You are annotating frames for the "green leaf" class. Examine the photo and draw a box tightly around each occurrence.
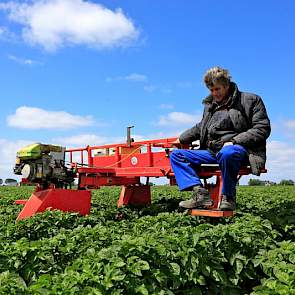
[196,275,206,286]
[128,260,149,276]
[135,284,149,295]
[230,277,239,286]
[137,260,150,271]
[230,252,246,266]
[202,265,210,276]
[273,268,289,284]
[212,269,227,284]
[192,233,200,246]
[242,236,252,244]
[235,259,244,275]
[156,244,166,256]
[289,253,295,264]
[86,248,96,256]
[152,269,167,284]
[112,258,126,268]
[111,272,126,282]
[170,262,180,276]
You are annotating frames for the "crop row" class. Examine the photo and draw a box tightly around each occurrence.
[0,185,294,294]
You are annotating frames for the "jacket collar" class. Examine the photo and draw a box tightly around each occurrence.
[202,82,239,108]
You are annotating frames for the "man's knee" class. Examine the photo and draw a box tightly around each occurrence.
[170,149,185,162]
[217,146,238,162]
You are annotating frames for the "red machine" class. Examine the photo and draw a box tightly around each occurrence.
[14,128,266,220]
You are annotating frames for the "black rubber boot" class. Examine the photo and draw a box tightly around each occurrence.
[179,186,213,209]
[219,195,236,211]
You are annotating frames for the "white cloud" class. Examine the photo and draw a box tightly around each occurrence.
[156,112,201,126]
[144,85,157,92]
[55,132,179,150]
[7,106,94,130]
[144,85,173,94]
[271,119,295,140]
[159,104,174,110]
[0,25,16,41]
[0,26,5,36]
[54,134,108,147]
[283,120,295,139]
[146,131,181,139]
[0,138,34,179]
[106,73,147,83]
[8,54,42,66]
[266,141,295,179]
[241,140,295,184]
[285,120,295,129]
[54,133,126,164]
[125,73,147,82]
[0,0,139,52]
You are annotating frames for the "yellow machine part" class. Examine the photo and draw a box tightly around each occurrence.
[17,143,63,160]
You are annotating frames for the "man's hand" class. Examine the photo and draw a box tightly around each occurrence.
[171,138,182,148]
[223,141,234,147]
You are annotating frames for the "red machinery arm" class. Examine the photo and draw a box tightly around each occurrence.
[66,137,266,217]
[66,137,180,186]
[15,136,266,220]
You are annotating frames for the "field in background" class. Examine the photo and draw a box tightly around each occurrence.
[0,185,294,294]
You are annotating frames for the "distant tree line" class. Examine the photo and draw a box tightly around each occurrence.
[248,179,294,186]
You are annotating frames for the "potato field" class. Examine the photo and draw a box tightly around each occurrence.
[0,185,294,294]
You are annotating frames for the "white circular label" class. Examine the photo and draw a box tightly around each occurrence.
[21,164,31,179]
[131,156,138,166]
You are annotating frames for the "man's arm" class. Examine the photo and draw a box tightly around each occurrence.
[232,96,271,148]
[179,123,201,144]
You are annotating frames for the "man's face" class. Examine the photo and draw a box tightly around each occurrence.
[208,83,229,103]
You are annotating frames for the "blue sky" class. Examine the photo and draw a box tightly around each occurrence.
[0,0,295,183]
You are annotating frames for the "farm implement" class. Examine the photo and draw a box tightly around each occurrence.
[13,128,266,220]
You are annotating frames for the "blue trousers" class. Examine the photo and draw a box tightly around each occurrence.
[169,145,248,197]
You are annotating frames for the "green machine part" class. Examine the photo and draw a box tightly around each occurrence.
[17,143,63,160]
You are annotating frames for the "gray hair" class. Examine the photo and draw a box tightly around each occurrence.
[203,66,231,88]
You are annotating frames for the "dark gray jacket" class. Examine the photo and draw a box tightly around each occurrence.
[179,82,271,175]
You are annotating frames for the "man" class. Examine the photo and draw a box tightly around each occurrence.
[170,66,271,210]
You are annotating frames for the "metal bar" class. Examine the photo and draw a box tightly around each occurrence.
[190,209,235,217]
[147,143,152,166]
[67,137,178,152]
[127,126,134,147]
[115,147,121,167]
[87,146,93,167]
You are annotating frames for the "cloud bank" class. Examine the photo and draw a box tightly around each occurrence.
[106,73,147,83]
[7,106,94,130]
[0,138,34,179]
[156,112,200,126]
[54,134,108,147]
[8,54,42,66]
[0,0,139,51]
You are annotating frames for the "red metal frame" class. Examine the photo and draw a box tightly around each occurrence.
[70,138,180,194]
[15,137,267,219]
[65,137,266,218]
[15,187,91,221]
